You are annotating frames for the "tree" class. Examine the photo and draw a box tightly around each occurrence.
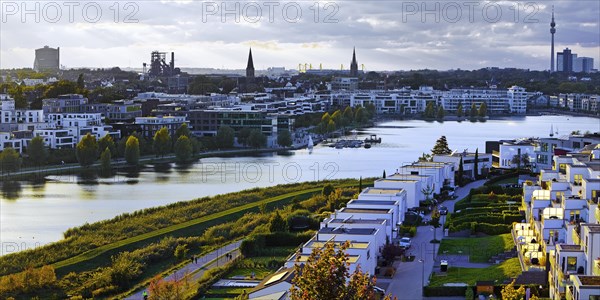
[474,148,479,179]
[289,241,392,300]
[382,170,386,178]
[430,207,441,243]
[457,156,464,186]
[470,103,478,118]
[109,252,143,289]
[456,103,463,118]
[277,130,292,148]
[98,134,116,158]
[431,136,452,155]
[423,102,435,118]
[358,176,362,193]
[501,279,525,300]
[76,133,98,167]
[237,128,252,146]
[174,135,193,163]
[153,127,171,157]
[322,184,334,196]
[125,135,140,165]
[512,153,530,170]
[248,129,267,148]
[0,147,21,172]
[478,102,487,117]
[326,120,336,133]
[27,136,47,166]
[269,211,287,232]
[100,147,112,175]
[216,125,235,149]
[148,275,187,300]
[342,106,354,125]
[76,73,85,90]
[174,244,189,261]
[174,123,191,140]
[436,106,445,120]
[188,75,218,95]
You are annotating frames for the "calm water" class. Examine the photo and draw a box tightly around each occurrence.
[1,115,599,254]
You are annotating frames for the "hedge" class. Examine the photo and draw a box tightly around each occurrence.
[449,222,511,235]
[240,231,314,257]
[423,286,467,297]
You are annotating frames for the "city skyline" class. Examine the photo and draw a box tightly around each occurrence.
[1,0,599,71]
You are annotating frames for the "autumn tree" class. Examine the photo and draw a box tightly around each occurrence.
[470,103,478,118]
[100,147,112,175]
[125,135,140,165]
[153,127,171,157]
[478,102,488,117]
[0,147,21,172]
[76,133,98,167]
[290,241,394,300]
[456,103,464,118]
[501,279,525,300]
[148,275,187,300]
[174,135,193,163]
[27,136,47,166]
[174,122,191,140]
[431,136,452,155]
[98,134,116,157]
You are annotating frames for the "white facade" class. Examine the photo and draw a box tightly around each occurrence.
[433,152,492,179]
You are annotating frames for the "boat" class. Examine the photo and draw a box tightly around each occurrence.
[364,134,382,143]
[550,124,554,137]
[364,143,372,149]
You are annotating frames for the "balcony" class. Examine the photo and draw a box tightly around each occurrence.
[492,150,500,157]
[594,259,600,276]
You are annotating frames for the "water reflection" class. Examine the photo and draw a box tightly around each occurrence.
[1,181,22,200]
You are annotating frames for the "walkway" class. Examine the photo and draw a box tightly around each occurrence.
[125,241,242,300]
[385,180,487,300]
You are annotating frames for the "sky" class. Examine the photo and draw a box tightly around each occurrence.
[1,0,599,71]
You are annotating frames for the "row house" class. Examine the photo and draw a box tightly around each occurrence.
[513,146,600,300]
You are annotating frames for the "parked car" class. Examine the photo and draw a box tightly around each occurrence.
[438,206,448,215]
[399,237,412,249]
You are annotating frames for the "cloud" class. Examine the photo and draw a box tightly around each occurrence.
[0,0,598,70]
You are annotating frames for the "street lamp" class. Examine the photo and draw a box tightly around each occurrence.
[419,259,425,296]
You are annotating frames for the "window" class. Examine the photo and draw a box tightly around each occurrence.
[574,174,583,186]
[566,257,577,272]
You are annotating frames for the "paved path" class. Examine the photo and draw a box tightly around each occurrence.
[385,180,487,300]
[125,241,242,300]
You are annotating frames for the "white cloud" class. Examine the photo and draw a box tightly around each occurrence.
[0,0,598,70]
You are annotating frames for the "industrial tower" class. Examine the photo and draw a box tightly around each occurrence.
[550,6,556,72]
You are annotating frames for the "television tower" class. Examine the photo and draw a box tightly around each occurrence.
[550,6,556,72]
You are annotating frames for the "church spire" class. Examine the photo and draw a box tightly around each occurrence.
[246,48,255,78]
[350,47,358,77]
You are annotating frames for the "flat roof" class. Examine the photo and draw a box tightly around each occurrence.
[329,218,386,224]
[319,227,377,235]
[340,207,391,214]
[558,244,582,251]
[583,224,600,233]
[363,188,403,194]
[349,200,397,206]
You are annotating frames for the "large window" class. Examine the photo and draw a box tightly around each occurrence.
[574,174,583,186]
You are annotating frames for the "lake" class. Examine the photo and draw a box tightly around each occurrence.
[1,115,598,254]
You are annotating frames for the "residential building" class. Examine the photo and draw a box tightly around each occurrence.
[486,139,536,169]
[433,151,493,179]
[135,116,187,139]
[42,94,88,114]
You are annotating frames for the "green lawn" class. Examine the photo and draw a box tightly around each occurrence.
[429,257,522,286]
[438,234,514,263]
[52,187,331,273]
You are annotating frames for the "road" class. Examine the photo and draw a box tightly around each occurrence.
[125,240,242,300]
[385,180,487,300]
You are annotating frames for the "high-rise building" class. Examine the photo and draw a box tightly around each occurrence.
[350,48,358,77]
[557,48,573,73]
[574,57,594,73]
[246,48,255,78]
[33,46,60,71]
[550,6,556,72]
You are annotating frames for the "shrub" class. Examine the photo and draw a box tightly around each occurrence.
[399,225,417,237]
